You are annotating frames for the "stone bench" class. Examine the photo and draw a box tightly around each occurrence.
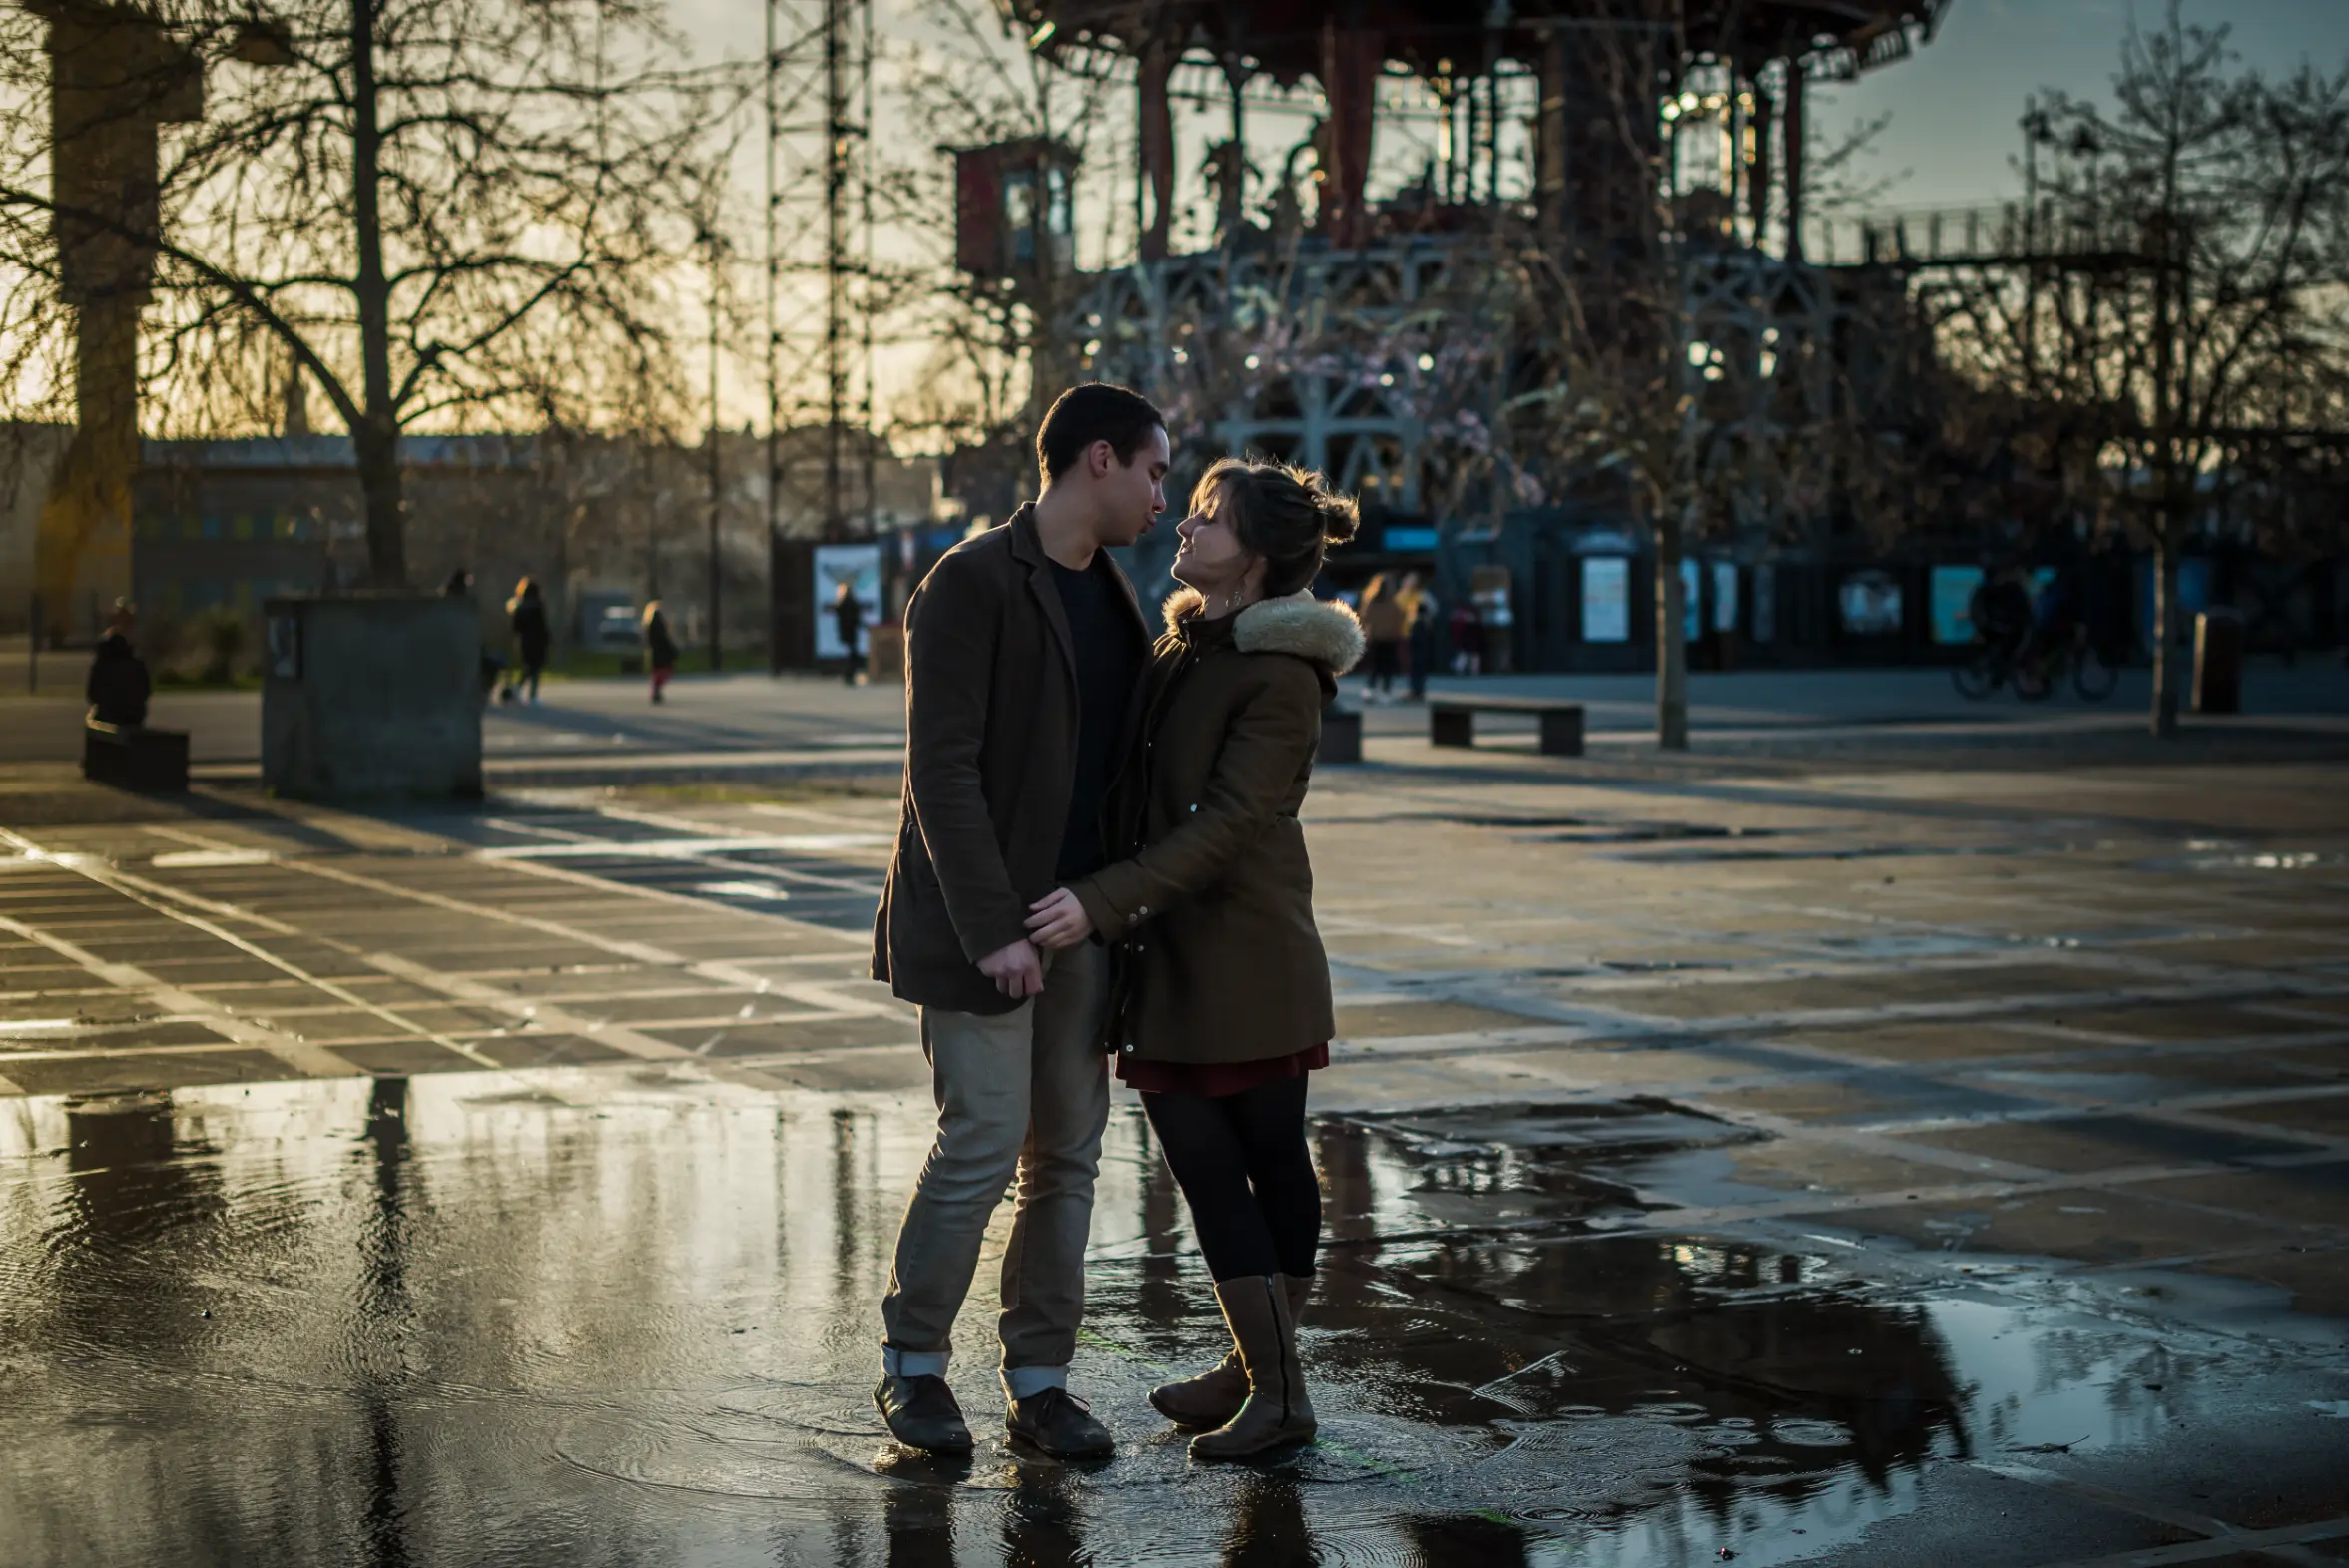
[1429,696,1585,757]
[83,718,191,791]
[1318,704,1363,766]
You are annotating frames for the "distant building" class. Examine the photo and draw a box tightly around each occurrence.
[82,428,937,664]
[0,422,74,634]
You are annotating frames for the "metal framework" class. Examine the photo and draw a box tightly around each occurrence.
[1082,239,1474,509]
[1042,1,1952,553]
[765,0,875,664]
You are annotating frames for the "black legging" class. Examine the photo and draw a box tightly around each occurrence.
[1140,1077,1321,1283]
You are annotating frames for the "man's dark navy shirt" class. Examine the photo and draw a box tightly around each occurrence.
[1050,557,1141,881]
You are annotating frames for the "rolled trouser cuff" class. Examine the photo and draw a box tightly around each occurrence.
[1000,1363,1068,1401]
[883,1345,950,1379]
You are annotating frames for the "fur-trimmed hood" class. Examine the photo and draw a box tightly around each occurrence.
[1161,588,1366,673]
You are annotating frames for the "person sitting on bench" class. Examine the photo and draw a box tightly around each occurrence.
[87,601,152,728]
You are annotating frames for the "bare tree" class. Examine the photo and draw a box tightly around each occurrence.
[0,0,730,588]
[875,0,1116,457]
[1931,5,2349,733]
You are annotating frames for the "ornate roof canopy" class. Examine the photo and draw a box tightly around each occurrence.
[1011,0,1952,82]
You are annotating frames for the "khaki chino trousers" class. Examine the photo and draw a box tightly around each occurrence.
[880,941,1109,1397]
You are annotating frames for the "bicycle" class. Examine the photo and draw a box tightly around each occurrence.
[1951,638,2023,700]
[2013,626,2120,702]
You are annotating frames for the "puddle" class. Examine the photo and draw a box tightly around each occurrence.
[0,1076,2338,1567]
[1609,842,2037,865]
[694,880,796,901]
[1546,824,1785,845]
[1411,815,1786,846]
[148,848,277,869]
[2140,850,2349,874]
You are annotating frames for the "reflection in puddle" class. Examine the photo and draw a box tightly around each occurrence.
[0,1074,2324,1566]
[2146,849,2348,874]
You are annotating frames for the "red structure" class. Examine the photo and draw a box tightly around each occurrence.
[1013,1,1949,261]
[953,138,1080,280]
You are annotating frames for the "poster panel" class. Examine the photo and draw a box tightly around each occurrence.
[1931,565,1985,644]
[1838,570,1904,636]
[1712,561,1739,632]
[814,543,882,661]
[1681,557,1702,642]
[1581,556,1629,643]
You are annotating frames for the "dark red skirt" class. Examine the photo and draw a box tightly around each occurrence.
[1115,1041,1329,1097]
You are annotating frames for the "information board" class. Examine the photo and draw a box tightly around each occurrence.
[814,543,882,661]
[1581,556,1629,643]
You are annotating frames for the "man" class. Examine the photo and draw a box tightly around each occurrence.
[872,383,1166,1458]
[834,579,867,685]
[1970,561,2034,670]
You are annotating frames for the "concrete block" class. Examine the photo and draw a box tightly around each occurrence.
[262,596,482,800]
[83,720,189,791]
[1319,705,1362,765]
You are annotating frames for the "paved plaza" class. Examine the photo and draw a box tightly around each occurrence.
[3,660,2344,778]
[2,690,2348,1566]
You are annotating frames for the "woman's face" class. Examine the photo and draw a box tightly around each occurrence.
[1171,480,1258,598]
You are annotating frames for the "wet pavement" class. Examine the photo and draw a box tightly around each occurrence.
[4,661,2345,776]
[3,738,2349,1566]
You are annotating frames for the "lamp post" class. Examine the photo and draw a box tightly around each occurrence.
[704,220,723,673]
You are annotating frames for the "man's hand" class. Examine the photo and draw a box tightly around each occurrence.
[1024,887,1094,950]
[976,937,1045,999]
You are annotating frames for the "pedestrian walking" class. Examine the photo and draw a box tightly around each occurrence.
[1448,597,1484,675]
[1359,573,1406,702]
[504,577,549,703]
[445,569,504,704]
[86,600,150,727]
[1406,586,1438,702]
[1026,457,1363,1461]
[834,579,867,685]
[870,382,1168,1460]
[642,600,678,703]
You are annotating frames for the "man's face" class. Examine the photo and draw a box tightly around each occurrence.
[1094,425,1170,548]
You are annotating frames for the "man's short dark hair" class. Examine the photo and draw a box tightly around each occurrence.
[1036,383,1166,480]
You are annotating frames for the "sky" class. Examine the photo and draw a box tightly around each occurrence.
[1805,0,2349,209]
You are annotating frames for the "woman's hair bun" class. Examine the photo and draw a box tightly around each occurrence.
[1312,484,1360,548]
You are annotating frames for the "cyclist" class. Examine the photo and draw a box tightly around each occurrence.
[1969,563,2034,671]
[2023,565,2081,668]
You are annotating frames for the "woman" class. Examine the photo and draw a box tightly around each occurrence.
[1447,595,1483,675]
[86,601,150,727]
[642,600,679,704]
[1359,573,1407,702]
[506,577,550,703]
[1025,458,1363,1461]
[1406,585,1439,702]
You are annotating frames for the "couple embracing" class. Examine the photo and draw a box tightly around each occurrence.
[870,383,1364,1463]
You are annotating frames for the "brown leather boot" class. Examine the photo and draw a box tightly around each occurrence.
[1150,1275,1311,1429]
[1188,1275,1316,1460]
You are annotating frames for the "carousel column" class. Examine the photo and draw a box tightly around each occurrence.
[1138,38,1176,261]
[1782,61,1807,262]
[1317,15,1380,247]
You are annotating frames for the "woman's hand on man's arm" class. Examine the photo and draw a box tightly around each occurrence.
[1025,887,1094,949]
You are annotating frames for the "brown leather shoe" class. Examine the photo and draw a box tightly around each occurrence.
[1189,1275,1316,1460]
[1150,1274,1311,1429]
